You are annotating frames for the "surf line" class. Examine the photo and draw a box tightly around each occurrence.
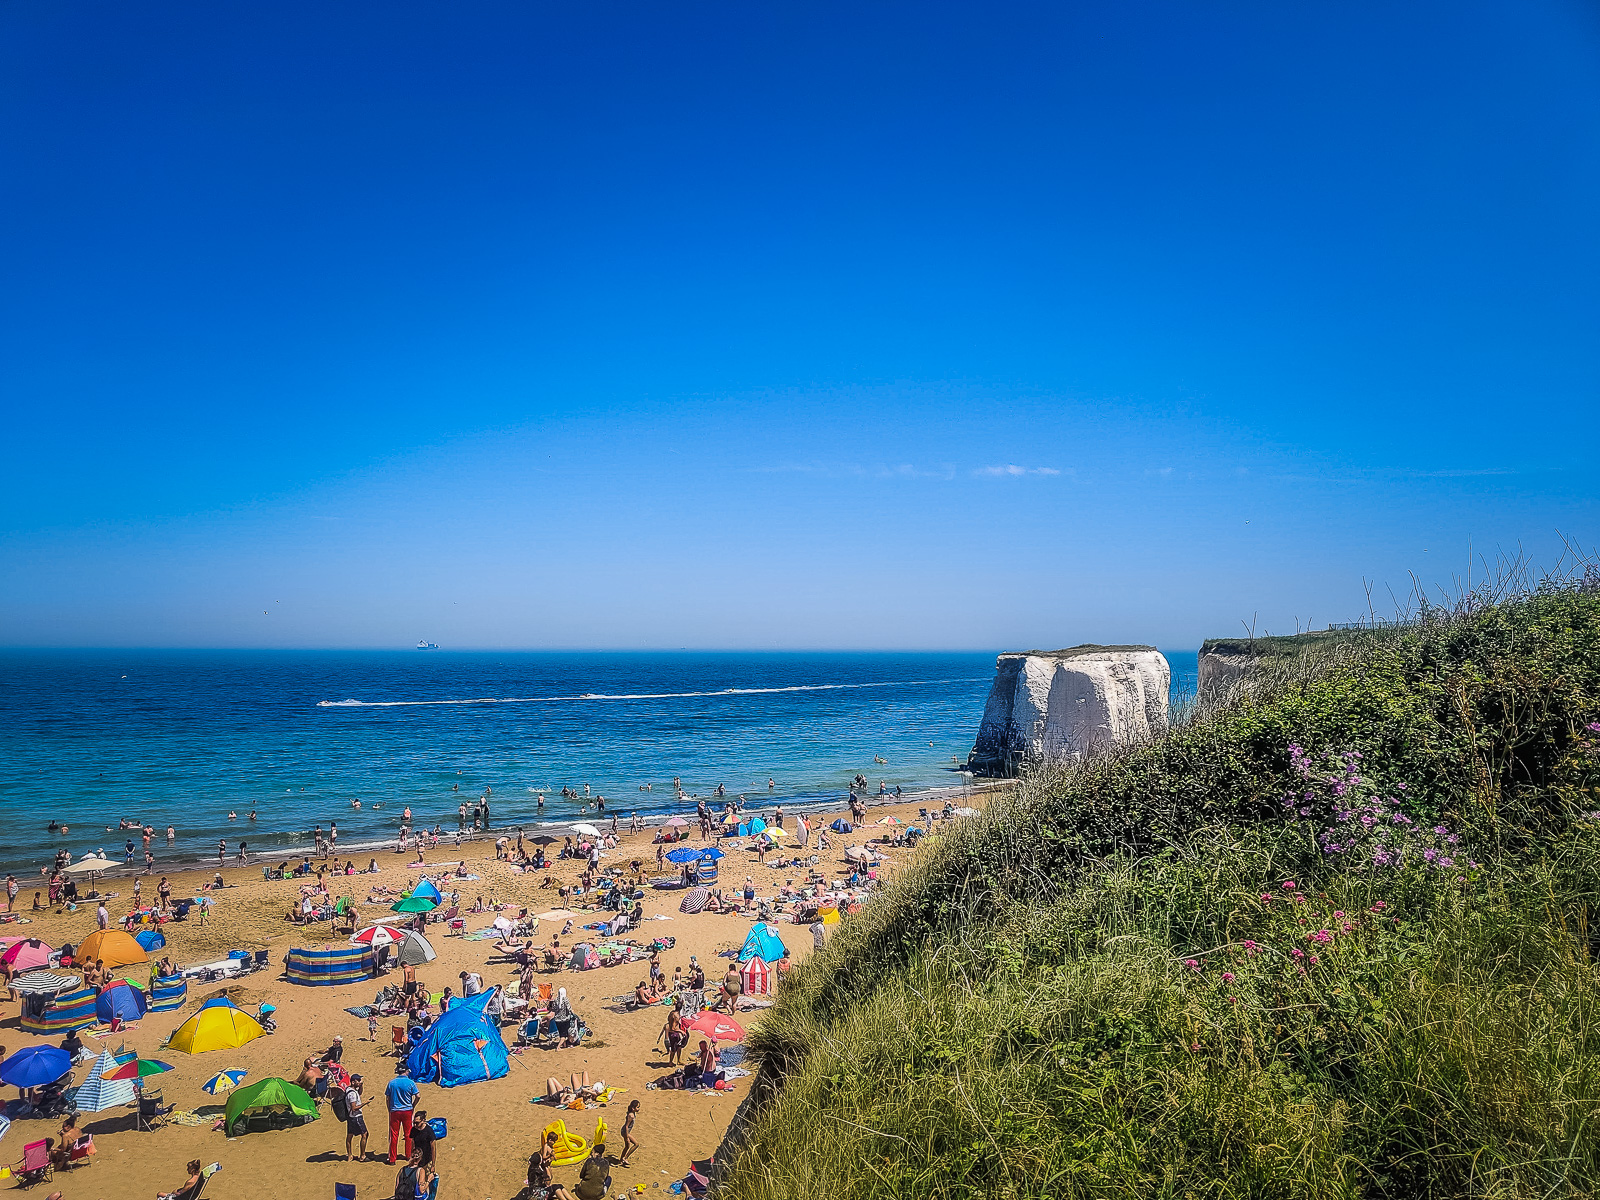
[318,678,988,709]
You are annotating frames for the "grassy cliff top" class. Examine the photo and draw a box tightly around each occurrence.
[1003,643,1159,659]
[724,583,1600,1200]
[1200,627,1384,657]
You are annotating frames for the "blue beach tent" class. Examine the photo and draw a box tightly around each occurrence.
[830,819,853,833]
[412,878,443,904]
[135,929,167,952]
[405,988,509,1087]
[96,980,149,1024]
[739,923,787,963]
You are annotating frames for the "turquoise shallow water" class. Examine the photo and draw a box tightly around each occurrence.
[0,649,1197,875]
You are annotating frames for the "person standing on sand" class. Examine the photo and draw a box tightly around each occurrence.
[384,1065,419,1165]
[343,1072,369,1161]
[5,875,15,912]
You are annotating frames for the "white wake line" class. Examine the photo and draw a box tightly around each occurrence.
[317,678,988,709]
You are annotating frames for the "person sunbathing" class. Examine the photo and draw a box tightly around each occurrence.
[633,980,660,1006]
[156,1160,206,1200]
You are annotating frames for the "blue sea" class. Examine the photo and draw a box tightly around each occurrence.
[0,649,1198,876]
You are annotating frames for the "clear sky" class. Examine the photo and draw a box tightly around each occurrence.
[2,1,1597,650]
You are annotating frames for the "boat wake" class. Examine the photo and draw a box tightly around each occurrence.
[317,678,986,709]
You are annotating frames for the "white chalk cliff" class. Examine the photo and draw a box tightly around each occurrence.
[968,646,1171,776]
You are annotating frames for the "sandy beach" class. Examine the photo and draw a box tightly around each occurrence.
[2,785,1005,1200]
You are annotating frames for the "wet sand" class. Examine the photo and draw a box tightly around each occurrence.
[2,784,1005,1200]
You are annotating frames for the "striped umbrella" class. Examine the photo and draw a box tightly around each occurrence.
[678,887,710,915]
[102,1057,173,1081]
[10,971,78,995]
[201,1069,248,1096]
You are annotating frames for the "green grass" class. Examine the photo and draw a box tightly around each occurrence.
[719,583,1600,1199]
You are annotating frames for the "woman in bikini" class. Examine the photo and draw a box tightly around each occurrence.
[618,1099,641,1167]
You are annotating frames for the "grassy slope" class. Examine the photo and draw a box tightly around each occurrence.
[720,585,1600,1199]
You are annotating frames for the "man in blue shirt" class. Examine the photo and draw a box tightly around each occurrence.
[385,1067,421,1165]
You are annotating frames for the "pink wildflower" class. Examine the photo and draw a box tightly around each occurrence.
[1281,881,1296,890]
[1222,972,1235,983]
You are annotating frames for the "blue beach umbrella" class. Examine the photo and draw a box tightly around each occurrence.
[202,1069,248,1095]
[697,848,725,861]
[665,847,704,864]
[0,1046,72,1088]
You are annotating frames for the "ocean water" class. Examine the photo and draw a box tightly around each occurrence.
[0,649,1198,877]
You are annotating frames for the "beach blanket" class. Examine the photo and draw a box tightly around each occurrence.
[167,1109,211,1127]
[344,1005,377,1019]
[461,928,499,942]
[409,862,464,869]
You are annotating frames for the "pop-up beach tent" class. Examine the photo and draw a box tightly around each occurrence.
[411,878,443,904]
[168,1005,265,1054]
[738,956,771,996]
[395,931,437,966]
[2,939,53,973]
[739,923,787,963]
[96,980,148,1024]
[69,1049,137,1113]
[285,945,373,986]
[223,1077,318,1136]
[134,929,166,953]
[78,930,149,970]
[405,987,509,1087]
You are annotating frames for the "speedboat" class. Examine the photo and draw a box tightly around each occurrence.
[416,640,439,650]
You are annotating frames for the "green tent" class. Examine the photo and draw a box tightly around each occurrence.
[223,1077,318,1136]
[391,895,437,913]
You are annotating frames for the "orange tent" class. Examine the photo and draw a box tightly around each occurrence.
[77,930,149,970]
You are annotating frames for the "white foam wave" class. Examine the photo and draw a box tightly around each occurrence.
[318,679,986,709]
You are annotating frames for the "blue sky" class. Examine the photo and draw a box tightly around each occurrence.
[2,1,1596,649]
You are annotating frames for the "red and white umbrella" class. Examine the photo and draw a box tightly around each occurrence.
[684,1011,746,1043]
[351,925,405,948]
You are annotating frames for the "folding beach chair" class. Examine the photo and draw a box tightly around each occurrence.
[138,1088,168,1131]
[13,1139,52,1188]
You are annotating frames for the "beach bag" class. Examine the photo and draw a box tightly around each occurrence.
[427,1117,447,1140]
[329,1087,349,1122]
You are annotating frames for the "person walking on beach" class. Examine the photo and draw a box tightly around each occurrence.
[217,839,226,866]
[384,1065,419,1165]
[618,1099,641,1167]
[5,875,15,913]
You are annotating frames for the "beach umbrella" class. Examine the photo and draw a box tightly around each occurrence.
[697,847,725,861]
[844,846,872,862]
[532,909,576,922]
[391,895,437,914]
[665,847,704,864]
[663,816,690,828]
[571,823,602,839]
[757,827,790,842]
[0,1046,72,1088]
[351,925,405,948]
[102,1057,173,1081]
[683,1012,745,1043]
[528,835,559,846]
[492,916,515,933]
[9,971,78,996]
[876,815,901,825]
[1,940,53,972]
[678,887,710,915]
[63,855,111,875]
[201,1069,248,1096]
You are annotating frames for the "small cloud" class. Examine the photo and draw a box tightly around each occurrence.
[974,465,1062,478]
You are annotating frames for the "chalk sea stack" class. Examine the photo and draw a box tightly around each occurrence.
[967,645,1170,777]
